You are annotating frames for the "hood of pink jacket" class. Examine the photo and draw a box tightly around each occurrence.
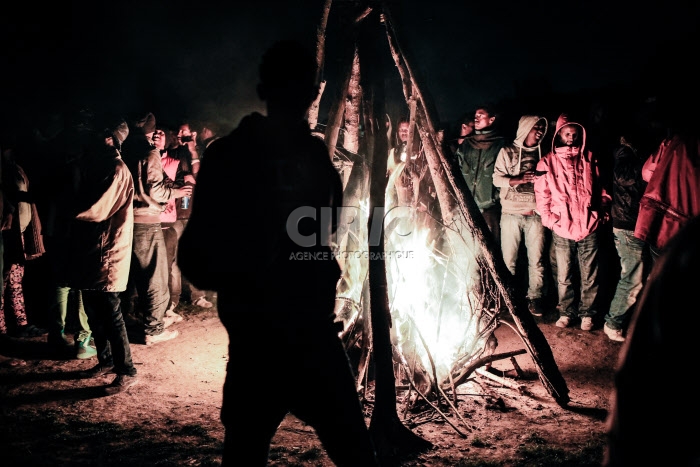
[552,113,587,156]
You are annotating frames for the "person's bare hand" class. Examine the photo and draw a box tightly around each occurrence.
[186,132,198,147]
[522,170,536,183]
[510,171,534,186]
[175,186,193,199]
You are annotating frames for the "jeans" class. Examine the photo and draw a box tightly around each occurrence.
[552,230,600,318]
[44,236,92,341]
[48,287,91,341]
[605,228,646,330]
[131,223,169,336]
[500,213,546,300]
[163,220,206,307]
[82,290,136,376]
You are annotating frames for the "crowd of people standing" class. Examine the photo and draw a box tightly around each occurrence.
[431,92,699,343]
[1,88,697,366]
[0,31,697,463]
[0,109,220,391]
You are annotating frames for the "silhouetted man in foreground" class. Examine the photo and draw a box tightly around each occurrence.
[178,39,380,467]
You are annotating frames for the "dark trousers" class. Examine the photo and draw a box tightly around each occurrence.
[481,204,502,246]
[130,223,169,336]
[82,290,136,376]
[219,294,379,467]
[162,220,207,306]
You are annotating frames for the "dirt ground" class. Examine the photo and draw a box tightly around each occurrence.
[0,299,621,467]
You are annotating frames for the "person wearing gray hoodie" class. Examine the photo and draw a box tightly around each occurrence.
[492,115,548,317]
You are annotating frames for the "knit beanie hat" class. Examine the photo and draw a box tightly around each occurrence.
[98,114,130,148]
[112,121,130,146]
[134,112,156,135]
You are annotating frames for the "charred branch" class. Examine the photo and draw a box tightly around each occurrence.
[358,6,433,460]
[449,349,527,388]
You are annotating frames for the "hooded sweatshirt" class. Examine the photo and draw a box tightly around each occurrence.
[534,114,611,241]
[493,115,548,214]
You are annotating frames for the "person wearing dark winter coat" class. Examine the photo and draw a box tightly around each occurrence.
[178,40,380,467]
[603,133,648,342]
[454,104,506,244]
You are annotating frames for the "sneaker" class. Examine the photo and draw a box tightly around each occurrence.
[78,363,115,378]
[163,315,176,329]
[163,311,184,329]
[580,317,594,331]
[604,324,625,342]
[527,299,544,317]
[165,308,184,323]
[192,296,213,309]
[76,343,97,359]
[76,332,97,359]
[555,316,571,328]
[145,329,179,346]
[103,373,139,395]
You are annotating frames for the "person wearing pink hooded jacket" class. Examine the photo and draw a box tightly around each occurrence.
[534,114,611,331]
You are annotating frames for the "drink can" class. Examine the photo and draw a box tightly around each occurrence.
[181,196,191,209]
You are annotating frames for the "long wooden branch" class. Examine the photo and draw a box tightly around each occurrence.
[448,349,527,388]
[475,367,526,392]
[308,0,333,129]
[358,7,433,459]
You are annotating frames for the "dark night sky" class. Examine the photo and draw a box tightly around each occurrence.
[1,0,698,134]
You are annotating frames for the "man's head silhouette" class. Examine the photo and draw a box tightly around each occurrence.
[257,40,318,120]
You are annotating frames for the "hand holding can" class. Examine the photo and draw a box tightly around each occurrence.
[180,183,194,209]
